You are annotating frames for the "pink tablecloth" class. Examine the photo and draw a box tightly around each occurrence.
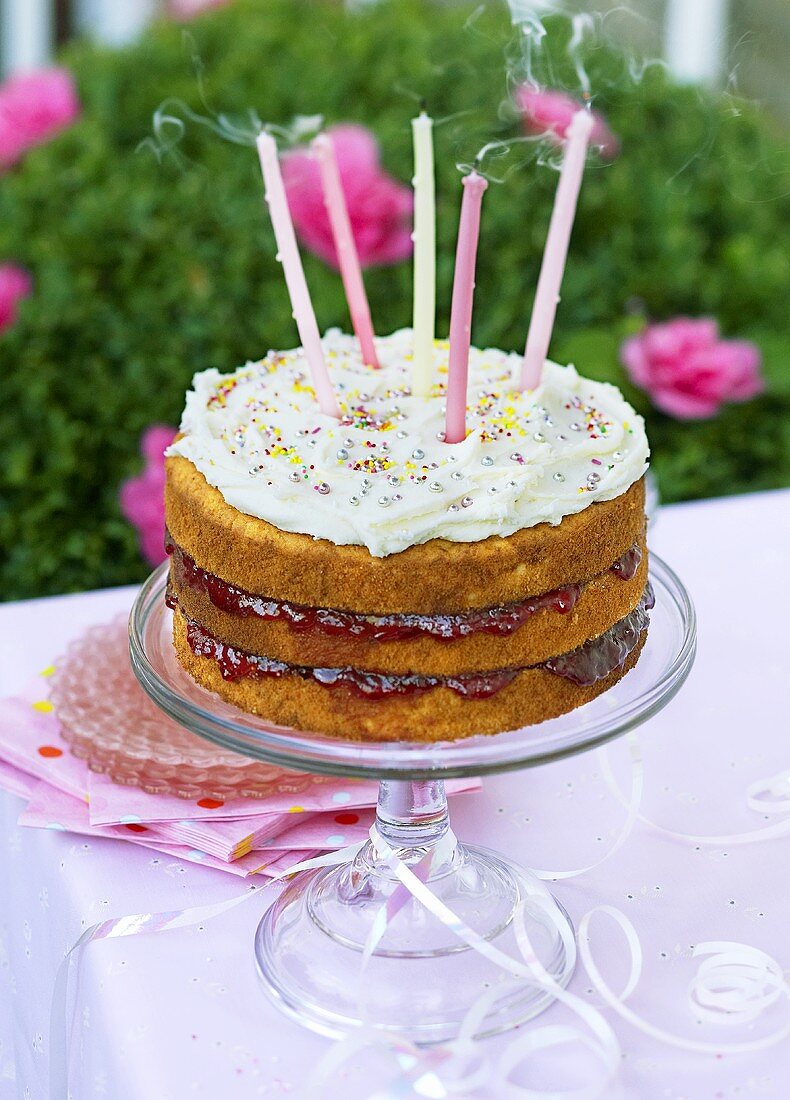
[2,489,790,1099]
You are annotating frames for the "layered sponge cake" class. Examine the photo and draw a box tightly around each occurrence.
[165,329,650,741]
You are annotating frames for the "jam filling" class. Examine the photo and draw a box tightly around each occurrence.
[180,584,653,701]
[166,535,642,643]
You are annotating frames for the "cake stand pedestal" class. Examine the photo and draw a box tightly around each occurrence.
[129,556,695,1044]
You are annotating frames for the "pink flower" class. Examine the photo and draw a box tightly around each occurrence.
[0,68,80,172]
[281,124,413,269]
[621,318,764,420]
[516,86,618,159]
[167,0,229,19]
[120,426,177,566]
[0,264,32,332]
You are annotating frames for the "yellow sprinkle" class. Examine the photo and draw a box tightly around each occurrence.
[32,700,53,713]
[40,665,55,678]
[288,805,305,813]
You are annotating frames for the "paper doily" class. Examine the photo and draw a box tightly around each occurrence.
[49,616,330,800]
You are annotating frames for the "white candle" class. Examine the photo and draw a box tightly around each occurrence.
[1,0,51,74]
[521,108,594,391]
[664,0,727,87]
[411,111,436,397]
[256,132,340,419]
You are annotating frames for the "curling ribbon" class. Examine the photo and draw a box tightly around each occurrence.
[529,733,644,881]
[600,748,790,846]
[51,751,790,1099]
[48,845,365,1100]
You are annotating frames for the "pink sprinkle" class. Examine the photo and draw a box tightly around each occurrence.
[591,458,602,465]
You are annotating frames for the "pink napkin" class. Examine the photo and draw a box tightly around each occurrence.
[17,782,319,878]
[0,673,480,874]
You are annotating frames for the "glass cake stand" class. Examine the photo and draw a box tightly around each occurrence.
[129,555,695,1044]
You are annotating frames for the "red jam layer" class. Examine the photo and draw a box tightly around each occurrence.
[180,584,653,701]
[166,534,642,644]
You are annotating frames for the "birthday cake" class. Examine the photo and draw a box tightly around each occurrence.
[164,329,651,741]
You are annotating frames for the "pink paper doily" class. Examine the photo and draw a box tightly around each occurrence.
[49,616,331,800]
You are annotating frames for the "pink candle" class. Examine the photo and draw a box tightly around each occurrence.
[445,170,488,444]
[312,133,379,369]
[520,108,594,391]
[256,132,341,418]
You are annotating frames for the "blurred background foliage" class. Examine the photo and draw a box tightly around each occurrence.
[1,0,789,598]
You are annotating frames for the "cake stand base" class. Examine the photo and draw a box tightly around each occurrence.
[254,779,574,1043]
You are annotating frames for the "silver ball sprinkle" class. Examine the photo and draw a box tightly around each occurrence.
[343,437,355,448]
[336,448,349,461]
[316,482,331,495]
[436,430,446,442]
[288,471,301,483]
[461,496,474,508]
[387,474,401,486]
[544,415,555,427]
[553,472,566,482]
[481,456,494,467]
[392,493,403,502]
[587,472,601,484]
[448,504,460,513]
[359,392,370,401]
[412,448,425,460]
[509,452,522,463]
[507,480,517,488]
[379,442,390,454]
[307,438,317,448]
[450,470,463,481]
[613,450,623,461]
[396,430,408,440]
[378,496,391,507]
[361,478,372,487]
[533,431,545,443]
[428,481,443,493]
[569,422,582,432]
[487,486,498,495]
[297,428,309,437]
[349,495,360,506]
[389,406,401,416]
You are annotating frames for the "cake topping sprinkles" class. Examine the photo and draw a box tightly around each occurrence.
[168,328,649,557]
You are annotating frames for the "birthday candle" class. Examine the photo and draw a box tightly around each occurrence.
[521,108,594,391]
[445,170,488,444]
[313,133,379,368]
[256,132,340,418]
[411,110,436,397]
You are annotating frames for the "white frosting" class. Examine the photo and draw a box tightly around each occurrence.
[168,329,649,557]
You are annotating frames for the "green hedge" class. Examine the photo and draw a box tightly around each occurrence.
[2,0,789,599]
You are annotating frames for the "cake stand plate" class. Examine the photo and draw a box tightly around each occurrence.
[129,556,695,1043]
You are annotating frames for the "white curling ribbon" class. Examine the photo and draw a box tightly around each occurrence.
[689,942,788,1026]
[50,844,366,1100]
[745,769,790,815]
[600,743,790,845]
[578,907,790,1056]
[531,734,644,881]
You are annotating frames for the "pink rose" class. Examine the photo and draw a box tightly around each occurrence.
[0,68,80,172]
[120,426,177,566]
[516,86,618,159]
[0,264,32,332]
[167,0,229,19]
[621,318,764,420]
[281,124,413,269]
